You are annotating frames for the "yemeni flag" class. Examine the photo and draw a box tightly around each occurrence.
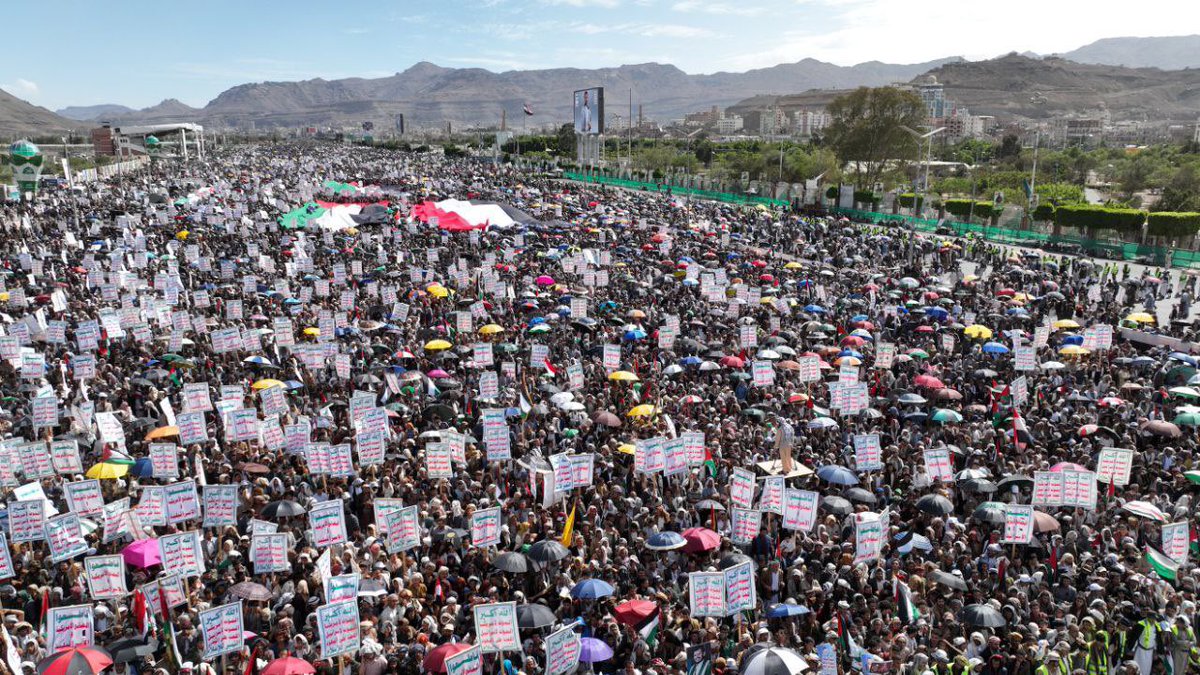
[544,359,558,377]
[1191,524,1199,556]
[1146,546,1180,581]
[132,589,149,637]
[893,578,920,624]
[702,448,717,478]
[636,609,660,648]
[158,583,183,670]
[39,588,49,635]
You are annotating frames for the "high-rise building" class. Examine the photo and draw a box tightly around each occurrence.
[914,75,947,119]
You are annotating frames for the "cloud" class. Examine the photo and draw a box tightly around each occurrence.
[3,78,39,98]
[568,21,714,38]
[671,0,764,15]
[541,0,620,6]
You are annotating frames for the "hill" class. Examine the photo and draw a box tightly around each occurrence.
[0,88,77,137]
[1059,35,1200,71]
[917,54,1200,121]
[56,104,134,121]
[110,57,959,129]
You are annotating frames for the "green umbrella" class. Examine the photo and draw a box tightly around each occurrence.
[931,409,963,424]
[1174,412,1200,427]
[1185,471,1200,485]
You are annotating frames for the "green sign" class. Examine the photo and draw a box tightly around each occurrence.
[9,140,42,194]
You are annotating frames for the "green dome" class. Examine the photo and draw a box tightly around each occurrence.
[8,140,40,159]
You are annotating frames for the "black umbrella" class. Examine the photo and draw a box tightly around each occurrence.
[516,603,556,629]
[961,478,998,493]
[929,570,969,592]
[997,475,1034,491]
[843,488,877,505]
[492,552,532,574]
[107,636,158,664]
[915,494,954,516]
[961,603,1006,627]
[718,553,756,570]
[740,647,808,675]
[819,496,853,516]
[972,502,1007,525]
[527,540,570,563]
[261,500,306,519]
[694,499,726,512]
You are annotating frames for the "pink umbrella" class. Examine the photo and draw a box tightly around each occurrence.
[1050,462,1088,472]
[123,539,160,568]
[535,275,556,286]
[427,369,451,379]
[915,375,945,389]
[681,527,721,553]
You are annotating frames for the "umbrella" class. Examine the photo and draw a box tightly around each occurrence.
[1142,420,1182,438]
[741,646,809,675]
[424,643,473,673]
[527,539,570,563]
[36,647,113,675]
[612,600,658,626]
[579,638,614,663]
[627,404,656,417]
[106,637,158,664]
[682,527,721,552]
[1122,500,1167,522]
[144,426,180,441]
[694,499,726,512]
[915,494,954,516]
[961,478,998,493]
[516,603,556,628]
[592,411,622,428]
[929,570,969,591]
[819,496,853,516]
[972,502,1007,524]
[816,465,858,485]
[1033,511,1060,532]
[492,552,532,573]
[229,581,273,601]
[718,553,756,570]
[843,488,876,505]
[571,579,615,599]
[645,531,688,551]
[261,500,306,519]
[961,604,1006,627]
[262,656,316,675]
[766,602,812,618]
[997,475,1034,491]
[122,539,160,568]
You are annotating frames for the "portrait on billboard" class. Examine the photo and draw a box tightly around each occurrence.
[573,88,604,135]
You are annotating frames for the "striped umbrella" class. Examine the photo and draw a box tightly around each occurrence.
[36,647,113,675]
[1122,500,1167,522]
[740,646,809,675]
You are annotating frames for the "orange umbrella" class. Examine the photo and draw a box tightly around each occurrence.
[144,426,179,441]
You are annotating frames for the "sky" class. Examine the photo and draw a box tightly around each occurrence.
[6,0,1197,111]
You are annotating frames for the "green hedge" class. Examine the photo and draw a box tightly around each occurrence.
[854,190,878,205]
[973,202,997,220]
[898,193,923,209]
[826,186,838,199]
[1147,212,1200,239]
[1053,205,1146,232]
[1033,203,1056,221]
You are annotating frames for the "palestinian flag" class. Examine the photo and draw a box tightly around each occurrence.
[1146,546,1180,581]
[893,578,920,624]
[702,448,717,478]
[1191,524,1199,556]
[636,608,660,648]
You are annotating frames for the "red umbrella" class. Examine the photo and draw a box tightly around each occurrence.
[681,527,721,553]
[424,643,473,673]
[915,375,945,389]
[263,657,316,675]
[612,599,659,626]
[719,356,744,368]
[36,647,113,675]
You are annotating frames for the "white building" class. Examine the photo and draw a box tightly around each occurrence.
[717,115,744,134]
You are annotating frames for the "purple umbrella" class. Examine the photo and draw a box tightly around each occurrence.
[122,539,161,568]
[579,638,613,663]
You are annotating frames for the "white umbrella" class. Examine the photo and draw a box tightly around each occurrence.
[1122,500,1167,522]
[741,647,808,675]
[1040,361,1066,370]
[550,392,575,406]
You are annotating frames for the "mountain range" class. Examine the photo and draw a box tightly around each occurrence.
[0,35,1196,137]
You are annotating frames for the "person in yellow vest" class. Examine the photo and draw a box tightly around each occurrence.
[1129,616,1157,675]
[1169,615,1196,675]
[1079,617,1108,675]
[1036,651,1067,675]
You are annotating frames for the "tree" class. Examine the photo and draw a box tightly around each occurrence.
[823,87,925,189]
[1155,165,1200,213]
[555,124,576,157]
[997,134,1021,160]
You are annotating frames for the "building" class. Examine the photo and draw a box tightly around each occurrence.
[793,109,829,138]
[684,106,721,126]
[914,75,948,119]
[717,115,743,134]
[91,126,117,156]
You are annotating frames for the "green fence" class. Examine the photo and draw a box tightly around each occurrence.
[559,172,1200,269]
[832,207,1200,270]
[563,171,789,208]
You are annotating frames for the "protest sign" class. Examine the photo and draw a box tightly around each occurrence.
[473,602,520,653]
[471,507,502,548]
[46,604,93,651]
[1002,505,1034,545]
[316,599,361,658]
[199,602,244,659]
[545,624,582,675]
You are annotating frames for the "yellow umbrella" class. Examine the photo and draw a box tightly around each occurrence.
[176,230,189,241]
[86,462,129,480]
[627,404,656,417]
[426,284,450,299]
[252,379,285,390]
[783,262,803,270]
[424,339,453,351]
[617,443,636,455]
[303,327,321,337]
[479,324,505,335]
[1054,319,1081,330]
[1125,312,1156,324]
[608,370,639,382]
[1059,345,1091,356]
[963,325,993,339]
[144,425,180,441]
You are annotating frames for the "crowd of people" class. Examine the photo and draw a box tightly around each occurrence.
[0,143,1198,675]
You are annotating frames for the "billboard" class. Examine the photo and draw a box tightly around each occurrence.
[573,88,604,135]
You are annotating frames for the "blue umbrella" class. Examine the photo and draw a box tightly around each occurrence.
[680,356,702,366]
[623,329,647,341]
[804,304,825,314]
[645,531,687,551]
[924,306,949,320]
[1169,352,1198,367]
[1060,334,1083,346]
[571,579,615,599]
[284,380,305,390]
[767,603,812,618]
[242,355,275,367]
[131,457,155,478]
[816,465,858,485]
[838,349,863,359]
[808,417,839,430]
[982,342,1010,354]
